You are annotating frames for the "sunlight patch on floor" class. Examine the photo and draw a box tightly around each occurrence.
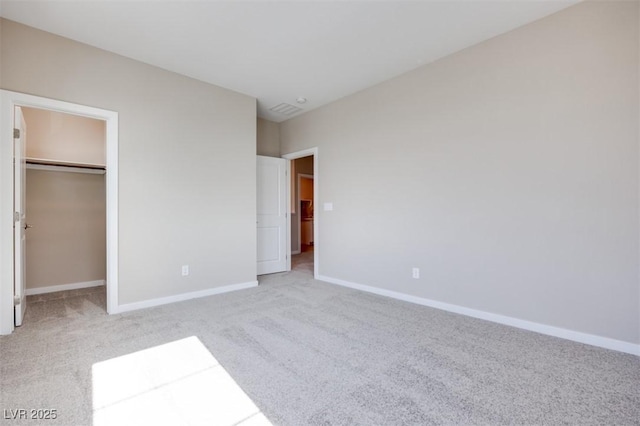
[92,336,272,426]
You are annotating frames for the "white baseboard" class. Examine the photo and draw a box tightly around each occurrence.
[26,280,105,296]
[317,274,640,356]
[291,250,301,255]
[116,280,259,314]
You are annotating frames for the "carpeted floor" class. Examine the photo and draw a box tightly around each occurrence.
[1,253,639,425]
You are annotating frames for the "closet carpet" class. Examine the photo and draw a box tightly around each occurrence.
[1,257,638,425]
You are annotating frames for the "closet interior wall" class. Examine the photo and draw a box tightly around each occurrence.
[22,107,106,294]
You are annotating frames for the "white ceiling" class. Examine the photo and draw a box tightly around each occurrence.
[0,1,579,122]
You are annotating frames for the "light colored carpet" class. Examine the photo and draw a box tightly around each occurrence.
[1,254,639,425]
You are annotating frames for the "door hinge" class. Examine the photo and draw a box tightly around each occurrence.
[14,212,20,223]
[13,128,20,139]
[14,295,21,306]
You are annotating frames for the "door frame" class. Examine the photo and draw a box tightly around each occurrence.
[13,106,26,326]
[282,148,319,279]
[0,90,119,334]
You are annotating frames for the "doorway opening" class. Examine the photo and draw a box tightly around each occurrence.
[21,106,108,323]
[298,173,314,255]
[0,90,119,335]
[282,148,318,278]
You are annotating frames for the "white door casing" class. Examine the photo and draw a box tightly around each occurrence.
[0,90,118,335]
[257,156,287,275]
[13,107,27,326]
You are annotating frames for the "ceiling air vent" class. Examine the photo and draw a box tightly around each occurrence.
[269,102,303,116]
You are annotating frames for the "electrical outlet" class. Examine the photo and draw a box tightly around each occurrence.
[412,267,420,279]
[182,265,189,276]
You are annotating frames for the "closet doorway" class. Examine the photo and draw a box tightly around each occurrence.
[0,90,119,335]
[22,107,107,317]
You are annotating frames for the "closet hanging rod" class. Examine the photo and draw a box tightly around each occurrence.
[26,158,105,170]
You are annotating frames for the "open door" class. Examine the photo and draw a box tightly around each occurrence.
[13,106,27,326]
[257,155,287,275]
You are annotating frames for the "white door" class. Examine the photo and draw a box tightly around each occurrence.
[257,156,287,275]
[13,107,27,326]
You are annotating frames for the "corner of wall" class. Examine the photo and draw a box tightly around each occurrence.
[257,117,282,158]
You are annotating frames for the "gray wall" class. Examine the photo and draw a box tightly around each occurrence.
[281,1,640,344]
[257,118,280,157]
[26,170,106,289]
[1,19,257,304]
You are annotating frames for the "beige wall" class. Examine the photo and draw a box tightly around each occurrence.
[281,1,640,344]
[257,118,280,157]
[22,107,106,165]
[1,19,257,304]
[26,170,106,288]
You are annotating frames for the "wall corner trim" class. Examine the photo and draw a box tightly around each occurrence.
[317,275,640,356]
[115,280,259,314]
